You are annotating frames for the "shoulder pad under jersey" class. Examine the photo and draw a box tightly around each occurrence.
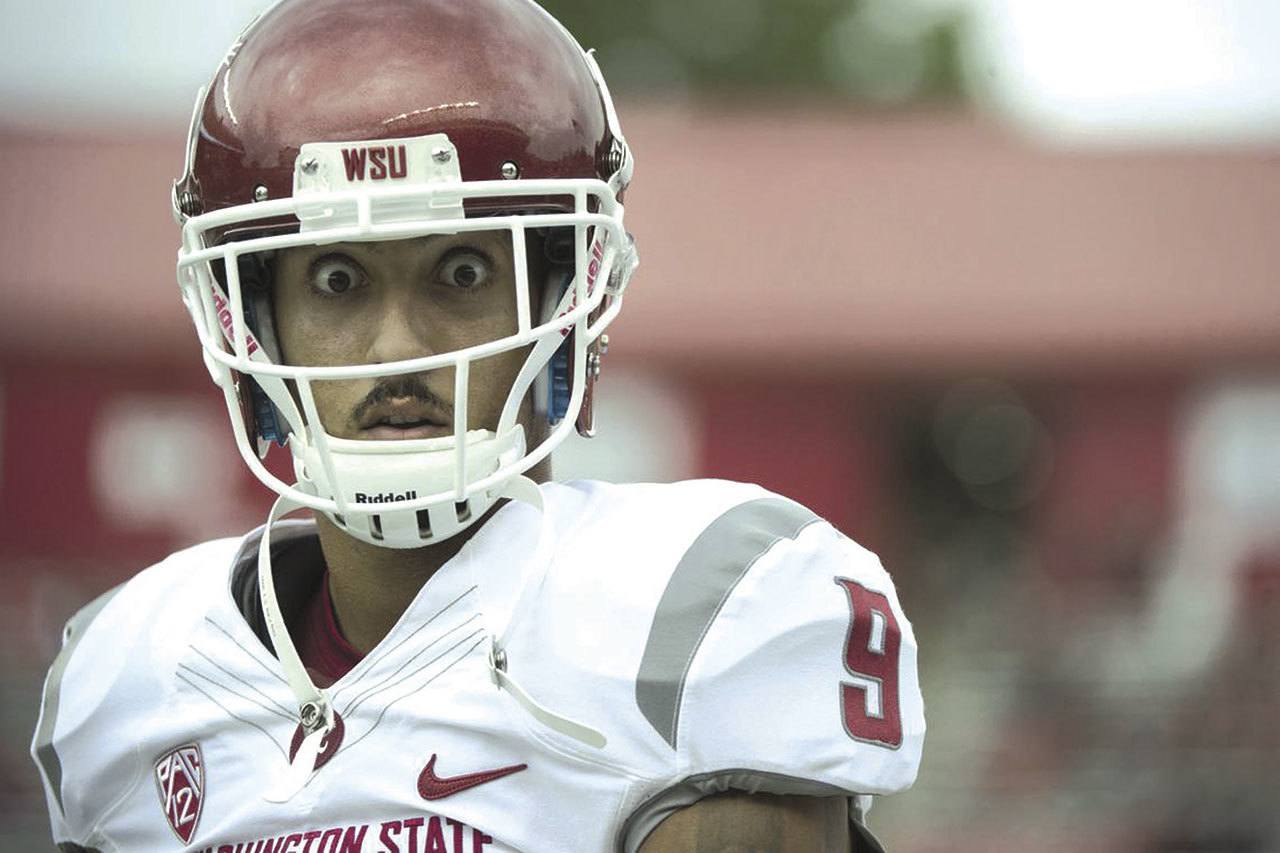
[505,480,924,792]
[30,537,244,846]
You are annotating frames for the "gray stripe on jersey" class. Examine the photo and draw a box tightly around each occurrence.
[635,497,820,749]
[34,584,123,815]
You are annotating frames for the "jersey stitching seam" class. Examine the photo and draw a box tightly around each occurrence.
[335,632,486,756]
[203,616,288,686]
[339,617,482,717]
[187,645,294,719]
[175,672,288,760]
[329,585,477,703]
[176,662,294,724]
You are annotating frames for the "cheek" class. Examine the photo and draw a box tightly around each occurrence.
[430,292,520,352]
[290,377,371,437]
[279,311,369,368]
[275,311,368,432]
[465,345,534,427]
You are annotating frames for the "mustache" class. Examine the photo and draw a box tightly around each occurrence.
[350,374,453,425]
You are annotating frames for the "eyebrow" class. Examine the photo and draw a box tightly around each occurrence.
[363,234,442,254]
[287,231,503,265]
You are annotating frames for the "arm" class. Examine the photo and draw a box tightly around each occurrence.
[639,792,851,853]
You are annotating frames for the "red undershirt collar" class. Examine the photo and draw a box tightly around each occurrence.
[295,570,364,688]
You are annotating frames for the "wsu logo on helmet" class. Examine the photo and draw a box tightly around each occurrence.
[341,144,408,181]
[154,743,205,844]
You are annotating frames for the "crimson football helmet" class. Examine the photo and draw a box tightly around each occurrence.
[173,0,636,548]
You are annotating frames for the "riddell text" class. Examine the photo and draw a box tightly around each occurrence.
[197,814,495,853]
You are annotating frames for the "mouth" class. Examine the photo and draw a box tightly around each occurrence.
[357,398,453,440]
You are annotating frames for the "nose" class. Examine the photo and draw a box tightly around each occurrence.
[366,290,435,366]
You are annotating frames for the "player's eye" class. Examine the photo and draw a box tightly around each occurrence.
[438,251,492,290]
[308,255,365,296]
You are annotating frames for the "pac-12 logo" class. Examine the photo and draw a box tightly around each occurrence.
[154,743,205,844]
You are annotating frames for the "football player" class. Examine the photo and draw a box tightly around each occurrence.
[31,1,924,851]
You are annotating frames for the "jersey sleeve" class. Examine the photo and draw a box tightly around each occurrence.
[28,537,244,852]
[29,581,141,845]
[31,585,125,848]
[626,496,924,847]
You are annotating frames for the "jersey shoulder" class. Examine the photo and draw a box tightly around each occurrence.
[30,535,247,844]
[547,477,796,572]
[523,480,925,793]
[667,511,925,788]
[534,478,812,666]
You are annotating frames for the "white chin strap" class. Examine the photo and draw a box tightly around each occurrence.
[257,493,333,803]
[257,477,604,801]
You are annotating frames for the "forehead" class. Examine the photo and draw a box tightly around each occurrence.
[278,229,512,261]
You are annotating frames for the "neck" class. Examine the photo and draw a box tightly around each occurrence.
[315,460,549,654]
[313,514,474,654]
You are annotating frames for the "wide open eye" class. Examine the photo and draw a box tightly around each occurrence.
[309,255,365,295]
[438,251,492,290]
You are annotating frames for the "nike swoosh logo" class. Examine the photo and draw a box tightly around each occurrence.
[417,753,528,800]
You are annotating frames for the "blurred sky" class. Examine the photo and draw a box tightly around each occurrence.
[1,0,1278,143]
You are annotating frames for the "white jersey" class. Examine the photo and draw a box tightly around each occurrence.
[32,479,924,852]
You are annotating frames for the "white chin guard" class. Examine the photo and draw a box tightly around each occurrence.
[294,426,527,549]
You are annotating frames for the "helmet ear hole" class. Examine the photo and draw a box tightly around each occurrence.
[540,227,575,265]
[210,250,291,450]
[533,267,575,425]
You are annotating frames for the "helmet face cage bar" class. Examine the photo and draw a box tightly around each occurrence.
[177,176,630,543]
